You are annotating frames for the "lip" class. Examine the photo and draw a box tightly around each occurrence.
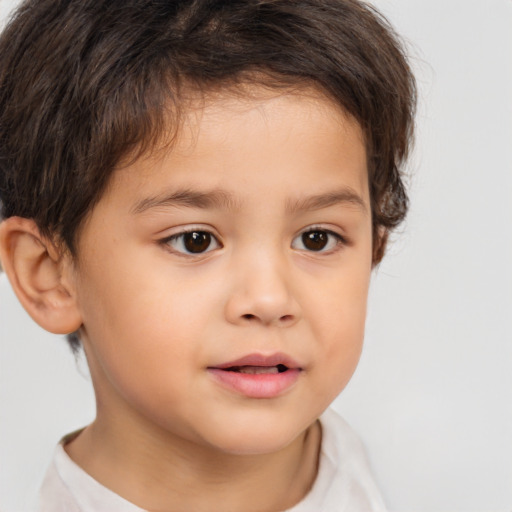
[212,352,301,370]
[207,352,302,399]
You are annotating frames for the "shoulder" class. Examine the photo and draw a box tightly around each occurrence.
[37,436,145,512]
[319,407,371,468]
[320,408,387,511]
[37,451,82,512]
[288,408,387,512]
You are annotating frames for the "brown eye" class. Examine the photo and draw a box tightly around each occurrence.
[183,231,212,253]
[302,231,328,251]
[291,229,343,252]
[165,230,220,255]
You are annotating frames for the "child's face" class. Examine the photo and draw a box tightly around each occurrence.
[73,89,372,455]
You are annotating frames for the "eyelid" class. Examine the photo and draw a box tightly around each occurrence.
[158,225,223,257]
[291,225,348,253]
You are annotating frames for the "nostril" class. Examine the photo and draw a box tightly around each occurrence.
[241,313,295,323]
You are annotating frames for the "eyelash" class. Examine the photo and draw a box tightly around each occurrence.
[160,228,222,257]
[159,226,347,257]
[291,227,347,254]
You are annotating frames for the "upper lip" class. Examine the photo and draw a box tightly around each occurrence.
[209,352,302,370]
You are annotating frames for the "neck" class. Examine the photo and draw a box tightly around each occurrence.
[65,411,321,512]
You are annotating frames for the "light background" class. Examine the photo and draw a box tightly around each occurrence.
[0,0,511,510]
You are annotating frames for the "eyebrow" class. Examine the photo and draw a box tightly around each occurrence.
[131,186,367,215]
[131,188,240,215]
[285,188,368,214]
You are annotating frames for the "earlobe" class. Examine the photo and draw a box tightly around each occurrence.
[0,217,82,334]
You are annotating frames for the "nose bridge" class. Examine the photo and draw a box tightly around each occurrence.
[225,243,299,326]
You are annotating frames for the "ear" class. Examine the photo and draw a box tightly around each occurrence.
[0,217,82,334]
[372,227,389,266]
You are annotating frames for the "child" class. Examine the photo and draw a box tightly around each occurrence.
[0,0,415,510]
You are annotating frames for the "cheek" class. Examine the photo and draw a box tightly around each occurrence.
[76,252,222,381]
[305,261,370,377]
[78,276,198,424]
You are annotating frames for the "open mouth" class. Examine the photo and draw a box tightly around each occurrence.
[223,364,289,375]
[208,356,301,397]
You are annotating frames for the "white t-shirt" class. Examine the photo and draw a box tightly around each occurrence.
[37,408,387,512]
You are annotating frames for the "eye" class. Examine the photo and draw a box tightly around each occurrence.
[163,230,221,255]
[291,229,344,252]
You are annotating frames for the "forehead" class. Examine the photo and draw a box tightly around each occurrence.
[103,88,368,212]
[183,88,362,150]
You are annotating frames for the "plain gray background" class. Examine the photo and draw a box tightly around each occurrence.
[1,0,511,510]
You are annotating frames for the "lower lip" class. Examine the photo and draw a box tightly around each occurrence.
[207,368,301,398]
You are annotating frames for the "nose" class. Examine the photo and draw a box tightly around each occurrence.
[224,251,301,328]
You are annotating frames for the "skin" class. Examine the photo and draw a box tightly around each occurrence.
[0,89,373,511]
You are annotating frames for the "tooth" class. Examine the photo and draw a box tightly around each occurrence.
[238,366,279,375]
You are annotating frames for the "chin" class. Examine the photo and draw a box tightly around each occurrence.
[213,433,301,456]
[201,411,314,456]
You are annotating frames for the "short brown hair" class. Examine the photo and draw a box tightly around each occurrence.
[0,0,416,349]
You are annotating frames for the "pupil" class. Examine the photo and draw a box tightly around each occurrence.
[184,232,211,253]
[302,231,327,251]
